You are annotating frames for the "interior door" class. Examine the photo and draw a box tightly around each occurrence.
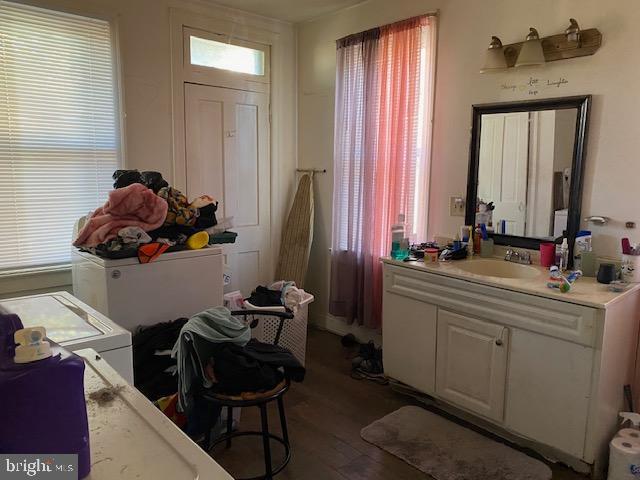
[478,112,529,235]
[436,309,509,422]
[185,83,271,296]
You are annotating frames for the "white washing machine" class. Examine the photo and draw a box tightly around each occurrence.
[0,291,133,383]
[71,246,224,331]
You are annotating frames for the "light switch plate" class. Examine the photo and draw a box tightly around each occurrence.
[450,196,465,217]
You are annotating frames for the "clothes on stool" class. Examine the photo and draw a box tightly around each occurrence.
[172,307,251,409]
[207,342,281,395]
[206,339,305,395]
[244,339,305,382]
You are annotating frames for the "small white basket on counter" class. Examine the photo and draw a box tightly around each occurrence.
[244,290,314,366]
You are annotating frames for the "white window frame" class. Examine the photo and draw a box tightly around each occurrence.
[0,1,125,287]
[183,26,271,93]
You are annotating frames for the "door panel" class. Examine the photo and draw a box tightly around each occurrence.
[234,103,260,227]
[382,291,437,394]
[478,112,529,236]
[185,83,271,295]
[185,97,225,205]
[436,309,509,422]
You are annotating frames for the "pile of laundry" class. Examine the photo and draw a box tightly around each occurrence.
[73,170,236,263]
[245,281,305,313]
[171,306,305,437]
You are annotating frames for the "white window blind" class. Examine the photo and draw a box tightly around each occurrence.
[0,1,120,272]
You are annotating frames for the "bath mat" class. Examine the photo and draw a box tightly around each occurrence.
[361,406,552,480]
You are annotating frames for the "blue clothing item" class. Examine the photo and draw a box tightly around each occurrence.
[172,306,250,409]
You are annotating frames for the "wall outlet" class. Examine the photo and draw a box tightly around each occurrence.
[450,196,465,217]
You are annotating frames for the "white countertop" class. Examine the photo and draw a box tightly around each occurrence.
[78,348,233,480]
[382,256,640,309]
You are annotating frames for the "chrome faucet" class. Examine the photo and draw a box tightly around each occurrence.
[504,248,532,265]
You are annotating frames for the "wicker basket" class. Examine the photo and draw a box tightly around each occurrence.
[244,290,314,366]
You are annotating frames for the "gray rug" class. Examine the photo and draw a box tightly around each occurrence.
[361,406,552,480]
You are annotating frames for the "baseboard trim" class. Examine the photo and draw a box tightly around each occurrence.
[310,312,382,345]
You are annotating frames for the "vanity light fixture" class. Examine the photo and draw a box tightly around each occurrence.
[565,18,581,46]
[480,36,508,73]
[515,28,545,67]
[480,20,601,73]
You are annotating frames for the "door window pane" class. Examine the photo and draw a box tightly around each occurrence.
[190,36,265,76]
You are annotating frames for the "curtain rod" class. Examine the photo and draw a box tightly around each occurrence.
[296,168,327,173]
[336,10,439,44]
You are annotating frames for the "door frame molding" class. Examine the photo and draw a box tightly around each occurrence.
[170,8,296,278]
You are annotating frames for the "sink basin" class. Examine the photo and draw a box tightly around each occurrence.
[454,259,542,280]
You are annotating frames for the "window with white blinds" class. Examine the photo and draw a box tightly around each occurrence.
[0,1,120,272]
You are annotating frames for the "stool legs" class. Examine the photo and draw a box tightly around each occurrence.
[277,397,289,445]
[226,407,233,449]
[259,404,273,479]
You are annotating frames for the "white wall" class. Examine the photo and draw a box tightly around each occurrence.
[1,0,297,298]
[297,0,640,333]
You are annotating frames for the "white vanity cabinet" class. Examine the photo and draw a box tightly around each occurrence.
[382,259,640,477]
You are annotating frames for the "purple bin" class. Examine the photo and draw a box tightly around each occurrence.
[0,313,91,478]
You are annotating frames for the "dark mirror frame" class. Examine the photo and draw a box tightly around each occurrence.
[465,95,591,265]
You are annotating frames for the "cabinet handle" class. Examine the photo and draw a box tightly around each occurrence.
[495,339,503,346]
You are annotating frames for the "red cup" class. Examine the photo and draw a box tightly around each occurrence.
[540,242,556,267]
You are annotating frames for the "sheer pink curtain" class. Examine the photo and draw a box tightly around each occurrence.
[330,16,435,329]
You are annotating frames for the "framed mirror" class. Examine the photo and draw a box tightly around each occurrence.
[465,95,591,261]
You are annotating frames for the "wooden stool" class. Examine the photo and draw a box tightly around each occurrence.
[202,379,291,480]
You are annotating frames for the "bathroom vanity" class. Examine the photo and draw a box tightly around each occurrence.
[382,257,640,477]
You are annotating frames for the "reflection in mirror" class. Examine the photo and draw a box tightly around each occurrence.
[476,108,578,240]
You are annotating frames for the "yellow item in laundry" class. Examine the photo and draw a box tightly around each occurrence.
[186,231,209,250]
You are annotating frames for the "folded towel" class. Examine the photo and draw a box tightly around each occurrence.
[73,183,168,247]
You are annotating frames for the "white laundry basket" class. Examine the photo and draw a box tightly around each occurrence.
[244,290,314,366]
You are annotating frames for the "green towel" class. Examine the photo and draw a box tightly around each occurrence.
[172,306,251,408]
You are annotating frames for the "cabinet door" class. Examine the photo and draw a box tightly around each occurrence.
[505,329,592,458]
[382,292,437,394]
[436,310,509,422]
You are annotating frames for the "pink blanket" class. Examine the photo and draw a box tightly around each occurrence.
[73,183,168,247]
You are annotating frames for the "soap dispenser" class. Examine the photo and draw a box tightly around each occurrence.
[0,323,91,478]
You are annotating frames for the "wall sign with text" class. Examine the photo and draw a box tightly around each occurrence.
[501,76,569,96]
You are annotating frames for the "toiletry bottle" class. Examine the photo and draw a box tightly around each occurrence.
[573,230,592,270]
[559,238,569,271]
[467,227,474,257]
[473,225,482,254]
[390,214,407,260]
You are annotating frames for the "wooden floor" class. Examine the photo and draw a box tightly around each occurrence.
[208,328,586,479]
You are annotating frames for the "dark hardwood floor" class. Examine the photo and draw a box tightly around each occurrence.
[208,328,586,479]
